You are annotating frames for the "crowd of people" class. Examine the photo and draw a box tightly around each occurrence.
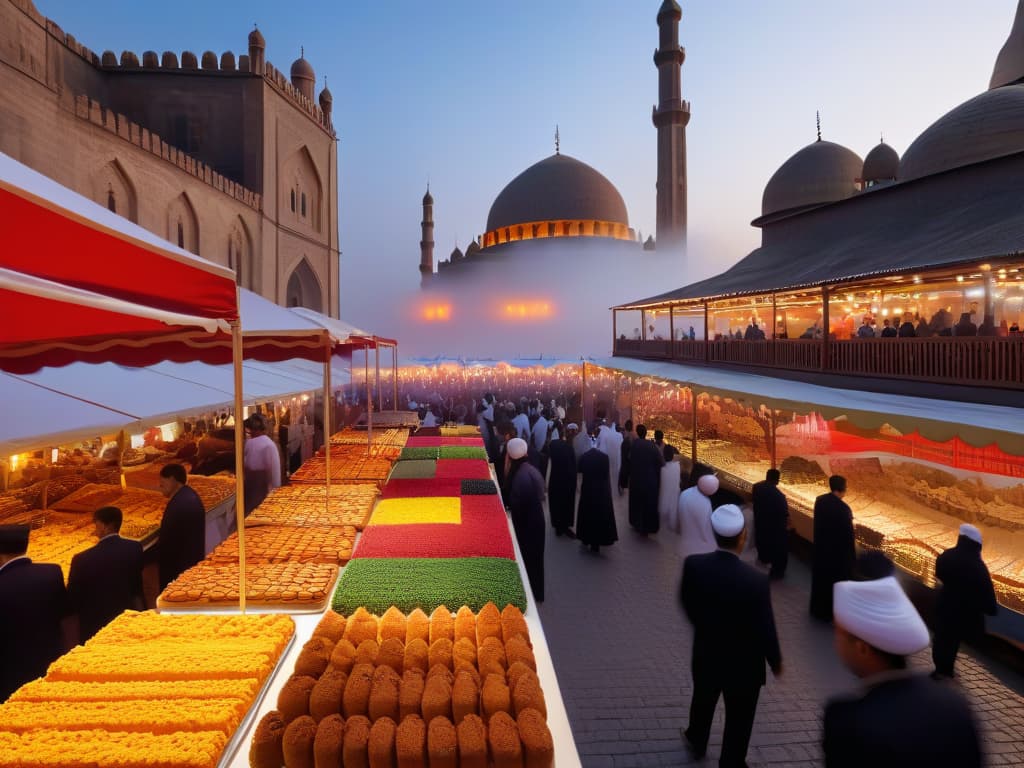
[482,393,999,767]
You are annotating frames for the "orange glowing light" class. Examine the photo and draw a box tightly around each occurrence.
[499,300,555,320]
[421,303,452,321]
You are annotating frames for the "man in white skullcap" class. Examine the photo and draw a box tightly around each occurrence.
[824,575,982,767]
[680,504,782,767]
[932,523,997,680]
[504,437,546,603]
[671,474,720,563]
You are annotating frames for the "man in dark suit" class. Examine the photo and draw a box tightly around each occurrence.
[67,506,145,642]
[752,468,789,579]
[0,524,67,700]
[680,504,782,768]
[810,475,856,621]
[627,424,665,534]
[932,523,998,680]
[824,576,982,767]
[546,423,577,537]
[157,463,206,591]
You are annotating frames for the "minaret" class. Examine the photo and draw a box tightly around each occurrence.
[419,186,434,287]
[652,0,689,254]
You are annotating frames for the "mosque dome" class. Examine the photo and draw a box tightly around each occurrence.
[422,188,433,205]
[485,153,629,233]
[861,141,900,185]
[319,85,333,106]
[760,140,863,218]
[290,55,315,83]
[898,85,1024,183]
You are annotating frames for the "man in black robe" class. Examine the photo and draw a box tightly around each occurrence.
[493,421,517,498]
[825,576,982,767]
[681,505,782,767]
[810,475,856,621]
[752,468,789,579]
[67,506,145,643]
[0,524,67,700]
[505,438,546,603]
[576,436,617,553]
[932,523,998,680]
[546,423,577,537]
[157,463,206,591]
[627,424,664,534]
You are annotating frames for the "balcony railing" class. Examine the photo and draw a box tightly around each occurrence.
[613,336,1024,390]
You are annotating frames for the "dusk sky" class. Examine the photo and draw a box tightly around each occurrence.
[38,0,1018,340]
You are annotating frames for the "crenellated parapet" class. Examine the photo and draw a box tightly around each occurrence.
[70,92,262,210]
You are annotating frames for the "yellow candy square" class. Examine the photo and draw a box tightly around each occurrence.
[369,497,462,525]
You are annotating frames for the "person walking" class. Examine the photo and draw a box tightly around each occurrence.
[672,474,720,563]
[66,506,144,642]
[932,523,998,680]
[658,446,682,532]
[576,430,618,553]
[505,438,546,603]
[157,463,206,591]
[618,419,635,493]
[628,424,665,534]
[751,469,790,579]
[825,576,982,767]
[810,475,856,621]
[680,505,782,767]
[546,423,577,537]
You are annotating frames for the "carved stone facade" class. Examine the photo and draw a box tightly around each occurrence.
[0,0,339,317]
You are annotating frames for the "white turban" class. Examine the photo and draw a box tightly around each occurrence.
[834,576,930,656]
[507,438,528,460]
[710,504,744,536]
[696,475,719,496]
[566,423,579,432]
[959,524,982,545]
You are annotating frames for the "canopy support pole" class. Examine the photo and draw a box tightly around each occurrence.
[375,345,382,412]
[580,358,587,428]
[669,306,675,352]
[393,344,398,412]
[703,302,710,361]
[612,310,618,354]
[230,318,246,614]
[690,388,698,468]
[821,286,830,370]
[324,342,332,518]
[365,348,373,454]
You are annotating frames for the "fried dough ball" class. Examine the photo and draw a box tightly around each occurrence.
[344,607,380,646]
[309,666,349,723]
[313,713,345,768]
[368,664,401,723]
[368,716,397,768]
[511,673,547,720]
[517,708,554,768]
[477,636,507,679]
[313,610,347,643]
[500,604,529,645]
[451,668,480,725]
[487,711,523,768]
[379,606,408,642]
[399,668,425,720]
[377,636,406,674]
[480,673,511,723]
[295,635,335,679]
[249,709,285,768]
[456,714,488,768]
[343,662,375,718]
[403,638,429,676]
[282,714,317,768]
[278,674,318,723]
[329,638,359,675]
[452,637,477,673]
[421,671,453,724]
[453,606,476,644]
[429,605,454,644]
[405,608,430,644]
[343,715,372,768]
[474,602,502,645]
[428,637,453,672]
[355,639,380,666]
[427,716,458,768]
[505,662,536,694]
[396,714,427,768]
[504,634,536,671]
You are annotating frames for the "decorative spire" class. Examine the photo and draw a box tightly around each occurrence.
[300,46,304,58]
[555,125,560,155]
[816,111,821,142]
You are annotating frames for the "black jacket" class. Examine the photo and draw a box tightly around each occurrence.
[824,673,981,767]
[751,480,788,561]
[810,492,856,619]
[158,485,206,590]
[935,536,998,639]
[0,558,67,699]
[67,534,145,642]
[680,550,782,688]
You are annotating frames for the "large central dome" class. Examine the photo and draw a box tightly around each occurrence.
[485,153,629,232]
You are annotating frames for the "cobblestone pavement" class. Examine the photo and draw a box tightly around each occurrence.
[536,489,1024,767]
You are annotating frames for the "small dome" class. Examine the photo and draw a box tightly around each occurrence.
[450,246,464,261]
[761,140,863,218]
[861,141,900,184]
[899,85,1024,183]
[486,153,628,233]
[658,0,682,21]
[422,188,433,205]
[319,85,333,105]
[248,27,265,48]
[290,56,315,82]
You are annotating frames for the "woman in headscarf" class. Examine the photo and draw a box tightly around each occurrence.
[505,438,546,603]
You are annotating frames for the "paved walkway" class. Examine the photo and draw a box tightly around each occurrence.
[536,489,1024,767]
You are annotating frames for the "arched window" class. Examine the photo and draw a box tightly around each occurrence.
[177,221,184,248]
[301,192,307,218]
[107,189,116,213]
[290,189,296,213]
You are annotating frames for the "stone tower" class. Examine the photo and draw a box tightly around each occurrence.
[653,0,690,254]
[420,186,435,286]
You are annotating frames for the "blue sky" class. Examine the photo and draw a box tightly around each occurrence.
[37,0,1018,333]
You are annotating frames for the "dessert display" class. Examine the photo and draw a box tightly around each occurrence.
[247,484,379,530]
[330,427,409,448]
[368,497,462,526]
[207,524,357,565]
[248,605,551,768]
[289,455,394,485]
[157,561,339,611]
[353,517,514,560]
[0,611,293,768]
[434,459,492,480]
[389,459,439,479]
[332,558,528,614]
[381,479,463,498]
[363,411,422,429]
